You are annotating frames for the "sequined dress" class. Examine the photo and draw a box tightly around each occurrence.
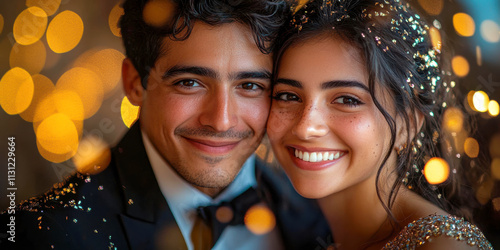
[383,214,493,249]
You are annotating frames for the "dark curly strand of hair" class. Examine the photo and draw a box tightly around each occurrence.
[119,0,289,88]
[273,0,484,229]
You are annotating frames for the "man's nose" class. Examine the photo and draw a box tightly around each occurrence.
[198,88,238,132]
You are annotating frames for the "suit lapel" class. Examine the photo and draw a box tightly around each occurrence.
[114,121,188,250]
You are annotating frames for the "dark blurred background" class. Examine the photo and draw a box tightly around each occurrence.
[0,0,499,247]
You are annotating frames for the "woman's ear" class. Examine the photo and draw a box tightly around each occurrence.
[395,110,425,150]
[122,58,144,106]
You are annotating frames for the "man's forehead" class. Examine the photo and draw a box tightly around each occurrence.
[154,22,272,76]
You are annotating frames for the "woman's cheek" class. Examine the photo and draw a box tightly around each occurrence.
[267,107,300,136]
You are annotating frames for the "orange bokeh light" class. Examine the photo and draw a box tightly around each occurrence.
[46,10,84,53]
[20,74,55,122]
[0,67,34,115]
[453,13,475,37]
[451,55,469,78]
[10,40,46,75]
[244,205,276,235]
[13,7,48,45]
[109,3,124,37]
[26,0,61,16]
[56,67,104,119]
[423,157,450,185]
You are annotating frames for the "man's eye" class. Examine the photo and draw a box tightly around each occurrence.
[175,80,200,87]
[272,92,300,102]
[333,96,363,107]
[240,82,262,90]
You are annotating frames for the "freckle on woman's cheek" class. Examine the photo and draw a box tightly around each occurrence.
[269,109,299,132]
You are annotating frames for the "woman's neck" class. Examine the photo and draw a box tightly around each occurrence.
[318,175,400,249]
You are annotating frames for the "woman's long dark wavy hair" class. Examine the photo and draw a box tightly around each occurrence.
[273,0,484,229]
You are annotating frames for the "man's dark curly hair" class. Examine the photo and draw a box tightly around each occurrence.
[119,0,289,88]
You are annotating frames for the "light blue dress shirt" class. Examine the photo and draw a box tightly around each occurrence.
[142,132,283,250]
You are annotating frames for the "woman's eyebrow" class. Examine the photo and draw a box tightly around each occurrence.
[275,78,368,92]
[274,78,303,88]
[321,80,369,92]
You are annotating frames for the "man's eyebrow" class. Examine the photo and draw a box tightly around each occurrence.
[232,70,272,80]
[274,78,303,88]
[321,80,369,91]
[162,65,218,80]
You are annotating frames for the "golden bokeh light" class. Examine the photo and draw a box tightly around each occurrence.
[429,27,442,52]
[0,14,4,35]
[0,67,34,115]
[72,135,111,175]
[491,158,500,180]
[454,130,468,154]
[10,40,46,75]
[31,90,85,137]
[13,7,48,45]
[480,20,500,43]
[26,0,61,16]
[417,0,443,16]
[472,90,489,112]
[20,74,55,122]
[451,56,469,78]
[453,13,475,37]
[143,0,176,27]
[255,144,268,160]
[266,151,274,164]
[488,100,499,117]
[476,178,494,205]
[36,139,74,163]
[476,46,482,66]
[109,3,124,37]
[46,10,84,53]
[51,90,85,121]
[36,113,79,156]
[32,92,57,125]
[466,91,478,112]
[443,107,464,133]
[489,133,500,158]
[244,205,276,235]
[464,137,479,158]
[121,96,140,128]
[423,157,450,185]
[73,48,125,96]
[56,67,104,119]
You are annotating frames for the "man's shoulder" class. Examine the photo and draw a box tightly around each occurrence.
[14,162,121,214]
[0,163,127,249]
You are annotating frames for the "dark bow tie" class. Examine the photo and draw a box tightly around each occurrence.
[195,187,262,247]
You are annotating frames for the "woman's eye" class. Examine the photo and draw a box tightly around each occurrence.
[273,92,300,102]
[333,96,363,107]
[240,82,262,90]
[174,79,200,87]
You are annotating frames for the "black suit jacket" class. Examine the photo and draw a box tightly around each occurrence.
[0,122,331,249]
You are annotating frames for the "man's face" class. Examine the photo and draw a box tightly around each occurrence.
[140,22,272,193]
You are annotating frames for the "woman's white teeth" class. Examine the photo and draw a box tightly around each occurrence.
[294,149,342,162]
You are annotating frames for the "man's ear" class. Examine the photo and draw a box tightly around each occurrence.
[122,58,144,106]
[395,110,425,149]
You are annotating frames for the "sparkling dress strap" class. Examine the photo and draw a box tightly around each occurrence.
[383,214,493,249]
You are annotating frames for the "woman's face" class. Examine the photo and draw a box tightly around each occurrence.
[267,36,397,199]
